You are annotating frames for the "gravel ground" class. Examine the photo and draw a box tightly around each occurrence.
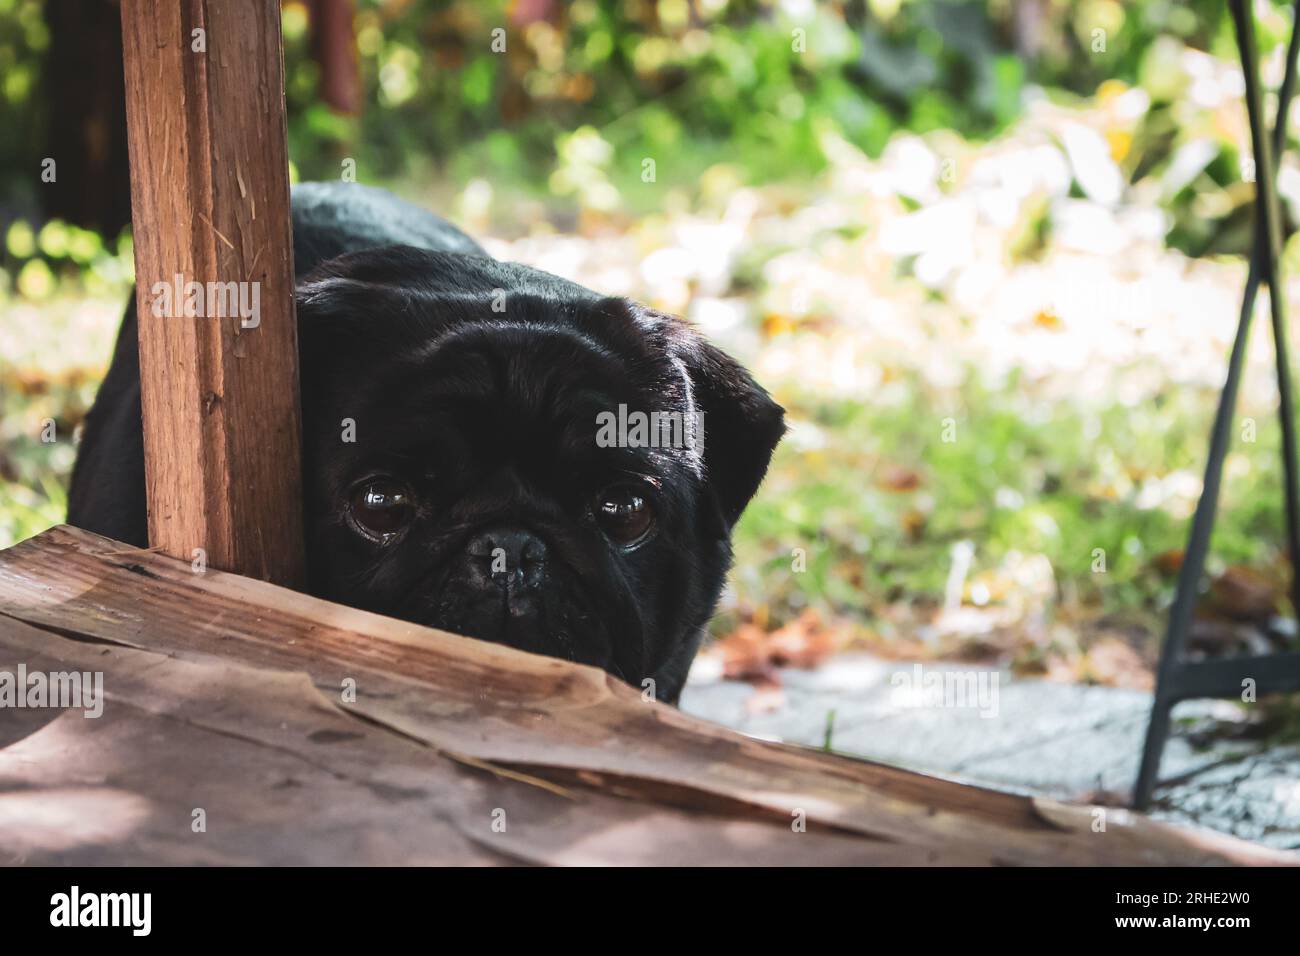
[681,652,1300,851]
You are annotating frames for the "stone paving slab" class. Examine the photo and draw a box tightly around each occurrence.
[680,653,1300,851]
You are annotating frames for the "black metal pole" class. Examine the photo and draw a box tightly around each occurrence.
[1239,0,1300,620]
[1134,0,1300,809]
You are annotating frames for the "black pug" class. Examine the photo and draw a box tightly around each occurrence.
[68,182,784,703]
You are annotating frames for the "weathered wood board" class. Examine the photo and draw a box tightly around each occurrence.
[0,526,1293,865]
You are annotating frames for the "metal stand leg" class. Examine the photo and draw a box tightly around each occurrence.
[1134,0,1300,810]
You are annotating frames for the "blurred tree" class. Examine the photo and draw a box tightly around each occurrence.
[39,0,131,235]
[309,0,361,115]
[0,0,1267,235]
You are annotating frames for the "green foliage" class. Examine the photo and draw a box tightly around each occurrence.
[0,0,47,209]
[273,0,1250,203]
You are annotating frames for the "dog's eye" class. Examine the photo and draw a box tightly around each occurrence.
[593,485,655,546]
[348,478,415,541]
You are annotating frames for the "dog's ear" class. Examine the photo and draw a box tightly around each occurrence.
[688,335,786,527]
[605,300,786,529]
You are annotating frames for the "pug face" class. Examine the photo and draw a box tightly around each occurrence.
[296,246,784,702]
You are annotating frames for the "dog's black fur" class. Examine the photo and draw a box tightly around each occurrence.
[68,182,784,702]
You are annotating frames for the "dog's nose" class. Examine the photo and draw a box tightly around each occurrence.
[464,528,548,596]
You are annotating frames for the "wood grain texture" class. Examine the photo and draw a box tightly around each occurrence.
[0,613,907,865]
[120,0,304,586]
[0,526,1293,866]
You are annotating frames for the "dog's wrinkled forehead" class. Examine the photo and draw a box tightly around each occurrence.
[301,287,705,495]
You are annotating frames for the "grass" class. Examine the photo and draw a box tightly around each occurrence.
[0,354,101,548]
[720,364,1291,659]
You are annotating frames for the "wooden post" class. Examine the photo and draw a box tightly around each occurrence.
[120,1,304,586]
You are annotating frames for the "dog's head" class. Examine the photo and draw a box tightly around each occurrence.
[296,246,784,702]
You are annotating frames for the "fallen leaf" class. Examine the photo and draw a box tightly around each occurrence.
[901,508,927,541]
[1208,566,1279,621]
[710,610,841,683]
[1151,549,1184,575]
[767,609,838,669]
[877,465,923,492]
[1032,308,1062,330]
[761,312,796,338]
[1081,636,1153,691]
[713,623,774,681]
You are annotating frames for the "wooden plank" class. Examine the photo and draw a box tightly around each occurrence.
[120,0,304,586]
[1,614,913,865]
[0,527,1292,865]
